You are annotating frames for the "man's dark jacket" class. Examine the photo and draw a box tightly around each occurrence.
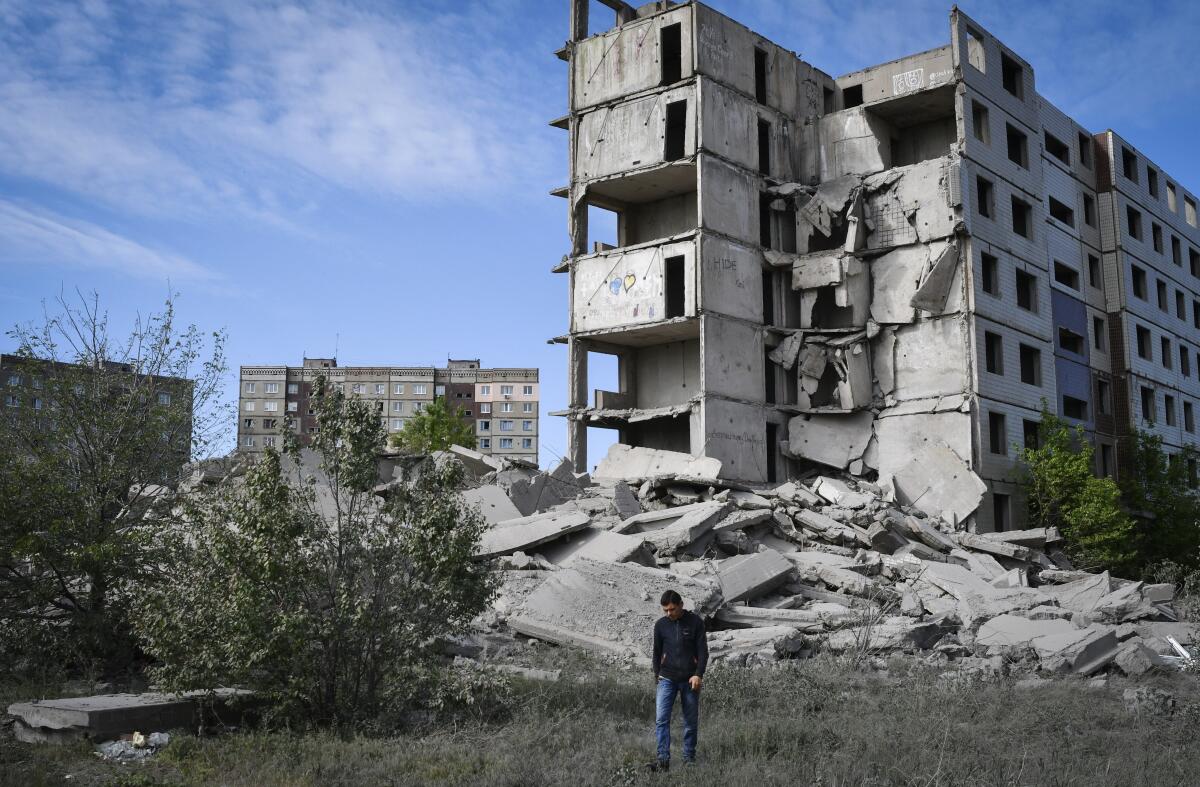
[652,610,709,682]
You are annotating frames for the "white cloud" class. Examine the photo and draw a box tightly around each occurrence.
[0,200,216,281]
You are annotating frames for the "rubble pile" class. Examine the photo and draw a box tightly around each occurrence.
[443,443,1190,678]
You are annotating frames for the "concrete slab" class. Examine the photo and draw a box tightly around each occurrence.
[717,551,794,603]
[1039,572,1112,614]
[594,444,722,481]
[975,614,1119,674]
[715,605,826,632]
[891,442,985,523]
[7,689,249,742]
[823,617,946,652]
[460,485,523,524]
[612,482,642,519]
[615,501,731,553]
[787,411,874,470]
[476,511,592,558]
[812,477,872,509]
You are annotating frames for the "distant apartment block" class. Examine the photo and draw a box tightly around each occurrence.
[553,0,1200,531]
[237,358,539,461]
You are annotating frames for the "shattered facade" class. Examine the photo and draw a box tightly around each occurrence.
[238,358,539,462]
[555,1,1200,530]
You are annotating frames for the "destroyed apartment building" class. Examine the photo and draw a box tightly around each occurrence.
[551,1,1200,531]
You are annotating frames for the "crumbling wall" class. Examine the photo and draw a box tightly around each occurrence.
[574,84,696,180]
[572,5,694,111]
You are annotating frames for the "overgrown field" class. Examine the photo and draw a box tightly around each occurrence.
[4,648,1200,787]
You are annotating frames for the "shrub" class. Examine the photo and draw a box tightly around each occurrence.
[132,376,498,729]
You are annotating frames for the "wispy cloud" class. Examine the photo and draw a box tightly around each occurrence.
[0,200,216,281]
[0,0,559,224]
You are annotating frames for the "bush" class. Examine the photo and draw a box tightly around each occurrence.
[388,396,476,453]
[132,376,499,729]
[1120,432,1200,573]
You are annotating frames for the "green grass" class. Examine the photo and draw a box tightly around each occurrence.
[4,649,1200,786]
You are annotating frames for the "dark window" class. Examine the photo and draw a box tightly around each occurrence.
[1000,52,1023,99]
[759,193,773,248]
[1048,197,1074,226]
[971,101,990,144]
[1096,379,1110,415]
[664,101,687,161]
[981,252,999,295]
[976,176,994,218]
[1186,401,1195,433]
[822,87,835,114]
[1062,395,1087,421]
[993,493,1010,532]
[1178,290,1186,319]
[1136,325,1152,359]
[1053,261,1079,290]
[1173,236,1183,266]
[754,48,768,103]
[761,269,774,325]
[1019,344,1041,386]
[1122,147,1139,182]
[1083,194,1095,227]
[989,411,1007,455]
[842,83,863,108]
[757,118,770,174]
[1157,279,1168,312]
[1141,386,1156,422]
[1006,124,1028,168]
[1131,265,1147,299]
[664,255,685,318]
[1016,269,1037,312]
[1152,222,1164,253]
[1182,345,1192,378]
[1165,394,1177,426]
[660,24,682,85]
[1100,444,1114,478]
[1023,419,1040,450]
[1088,254,1101,288]
[1044,131,1070,164]
[1127,206,1142,240]
[1093,316,1106,351]
[1078,132,1093,168]
[1011,196,1032,239]
[1148,166,1160,198]
[1192,248,1200,278]
[763,348,776,405]
[1058,327,1084,355]
[766,423,778,482]
[1162,336,1173,369]
[985,331,1004,374]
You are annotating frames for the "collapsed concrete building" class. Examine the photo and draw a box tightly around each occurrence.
[552,1,1200,531]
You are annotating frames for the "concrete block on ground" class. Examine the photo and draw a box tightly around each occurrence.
[594,443,721,482]
[706,625,806,665]
[615,501,731,553]
[1114,639,1157,677]
[891,442,985,523]
[918,562,1046,626]
[715,605,826,632]
[823,617,947,652]
[449,444,505,476]
[7,690,250,744]
[717,551,794,603]
[812,477,872,509]
[460,485,523,524]
[951,548,1006,581]
[956,533,1033,562]
[612,482,642,519]
[476,511,592,558]
[1039,572,1112,614]
[974,615,1119,674]
[979,527,1060,548]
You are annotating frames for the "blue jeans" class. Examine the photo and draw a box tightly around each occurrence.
[655,677,699,763]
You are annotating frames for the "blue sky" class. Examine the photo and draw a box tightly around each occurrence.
[3,0,1199,467]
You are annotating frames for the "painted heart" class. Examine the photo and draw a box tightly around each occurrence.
[623,273,636,291]
[610,279,622,295]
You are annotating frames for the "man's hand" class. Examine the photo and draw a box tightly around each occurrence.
[688,675,702,692]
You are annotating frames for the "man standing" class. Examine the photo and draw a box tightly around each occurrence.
[651,589,708,771]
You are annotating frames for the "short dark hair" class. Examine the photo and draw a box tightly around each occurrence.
[660,589,683,606]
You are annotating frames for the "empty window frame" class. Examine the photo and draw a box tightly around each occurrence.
[660,23,682,85]
[1187,197,1198,228]
[822,86,835,114]
[1174,236,1184,266]
[1195,301,1200,329]
[1044,131,1070,164]
[1023,419,1040,450]
[1162,336,1173,369]
[664,255,686,318]
[1096,378,1111,416]
[1062,395,1088,421]
[1168,182,1178,212]
[985,331,1004,374]
[1088,254,1101,289]
[1165,394,1177,426]
[1000,52,1024,99]
[1122,147,1139,182]
[1148,166,1160,198]
[1127,206,1143,240]
[981,252,999,295]
[1082,194,1096,227]
[1011,196,1032,239]
[664,101,687,161]
[1078,132,1093,168]
[1192,248,1200,278]
[989,411,1008,455]
[1006,124,1028,168]
[1182,345,1192,378]
[1048,197,1074,227]
[966,26,986,72]
[1053,261,1080,290]
[1136,325,1152,359]
[1015,269,1037,312]
[1141,386,1156,422]
[757,118,770,174]
[971,100,990,144]
[1131,265,1147,299]
[1178,290,1187,319]
[1093,316,1107,351]
[1019,344,1042,386]
[1187,401,1196,433]
[993,492,1011,531]
[1157,279,1168,312]
[976,176,994,218]
[754,47,768,103]
[1058,326,1084,355]
[1100,443,1114,478]
[842,83,863,108]
[1152,222,1164,254]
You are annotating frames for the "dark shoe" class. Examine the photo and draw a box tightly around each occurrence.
[649,759,670,772]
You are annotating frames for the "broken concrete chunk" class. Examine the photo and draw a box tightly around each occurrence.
[974,615,1119,675]
[1039,572,1112,615]
[460,485,524,524]
[909,241,958,314]
[823,617,946,653]
[715,605,825,632]
[707,626,806,665]
[612,481,642,519]
[717,551,795,604]
[476,511,592,559]
[956,533,1033,562]
[891,442,986,523]
[812,477,871,509]
[615,501,731,553]
[593,444,722,482]
[787,411,874,470]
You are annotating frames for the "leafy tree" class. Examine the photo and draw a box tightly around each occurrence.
[133,376,498,729]
[1019,407,1135,572]
[1119,431,1200,572]
[0,292,228,674]
[388,395,476,453]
